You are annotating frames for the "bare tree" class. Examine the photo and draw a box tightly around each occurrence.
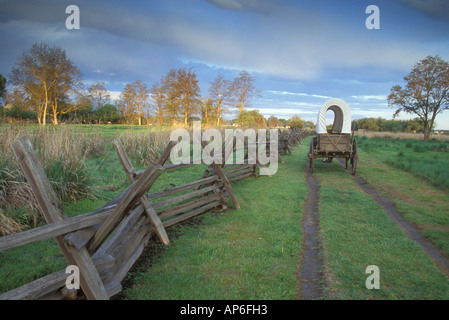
[9,42,82,126]
[88,82,111,110]
[388,55,449,140]
[227,70,260,114]
[200,97,215,124]
[160,68,182,124]
[159,67,201,125]
[179,68,201,125]
[120,80,150,125]
[150,81,166,126]
[208,74,229,125]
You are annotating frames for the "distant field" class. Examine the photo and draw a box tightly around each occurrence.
[356,136,449,190]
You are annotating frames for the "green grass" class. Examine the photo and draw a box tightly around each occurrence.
[0,239,66,294]
[311,147,449,299]
[123,143,308,299]
[355,149,449,259]
[2,128,449,300]
[357,136,449,190]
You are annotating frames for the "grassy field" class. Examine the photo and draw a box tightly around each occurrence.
[355,137,449,259]
[312,155,449,299]
[123,142,307,300]
[357,136,449,190]
[121,137,449,300]
[1,125,449,299]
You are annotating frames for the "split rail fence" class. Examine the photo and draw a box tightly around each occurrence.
[0,128,310,300]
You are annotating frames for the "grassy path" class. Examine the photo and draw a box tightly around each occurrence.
[123,143,308,299]
[310,137,449,299]
[123,137,449,300]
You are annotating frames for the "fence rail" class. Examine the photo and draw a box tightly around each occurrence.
[0,128,311,300]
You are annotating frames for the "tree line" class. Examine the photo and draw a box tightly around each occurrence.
[0,42,260,126]
[352,117,432,133]
[1,43,448,138]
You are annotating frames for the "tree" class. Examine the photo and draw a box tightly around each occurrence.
[383,119,403,132]
[305,121,316,130]
[120,80,150,125]
[200,97,215,125]
[48,76,82,125]
[9,42,82,126]
[160,68,182,124]
[95,103,121,124]
[121,80,150,126]
[88,82,111,110]
[208,75,230,125]
[158,67,201,125]
[388,55,449,140]
[405,117,425,133]
[236,109,266,128]
[357,118,380,131]
[267,115,282,127]
[228,70,260,114]
[150,81,166,126]
[178,68,201,125]
[287,115,305,129]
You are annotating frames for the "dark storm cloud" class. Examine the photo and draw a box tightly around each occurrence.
[399,0,449,20]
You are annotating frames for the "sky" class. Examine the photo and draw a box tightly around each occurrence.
[1,0,449,129]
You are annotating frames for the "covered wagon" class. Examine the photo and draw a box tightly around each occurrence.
[307,98,358,174]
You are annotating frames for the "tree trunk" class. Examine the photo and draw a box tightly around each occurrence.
[158,113,163,126]
[42,102,47,126]
[52,99,58,125]
[425,113,437,140]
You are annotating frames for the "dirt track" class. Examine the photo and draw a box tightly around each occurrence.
[297,169,324,299]
[335,158,449,279]
[297,157,449,300]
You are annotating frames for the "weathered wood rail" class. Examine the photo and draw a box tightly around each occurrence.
[0,128,310,300]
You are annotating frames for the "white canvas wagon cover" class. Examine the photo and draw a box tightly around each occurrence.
[316,98,352,134]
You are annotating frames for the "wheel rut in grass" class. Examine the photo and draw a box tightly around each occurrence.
[298,169,324,299]
[336,159,449,279]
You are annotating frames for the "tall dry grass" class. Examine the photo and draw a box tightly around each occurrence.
[117,130,171,166]
[0,125,106,234]
[0,124,175,235]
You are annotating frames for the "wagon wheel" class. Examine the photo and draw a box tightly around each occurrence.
[351,138,358,175]
[309,139,314,173]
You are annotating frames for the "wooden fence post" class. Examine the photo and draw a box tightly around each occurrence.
[200,139,240,210]
[112,138,170,246]
[10,137,109,300]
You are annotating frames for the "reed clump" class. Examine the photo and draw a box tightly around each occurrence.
[0,125,105,234]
